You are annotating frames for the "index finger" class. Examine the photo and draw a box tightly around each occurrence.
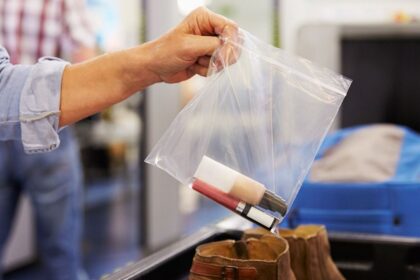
[184,7,238,37]
[205,8,238,36]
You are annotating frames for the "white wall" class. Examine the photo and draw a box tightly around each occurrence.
[144,0,183,251]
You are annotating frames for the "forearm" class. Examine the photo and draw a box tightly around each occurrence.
[60,43,159,127]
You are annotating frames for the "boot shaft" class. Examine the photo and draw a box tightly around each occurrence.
[189,235,296,280]
[279,225,345,280]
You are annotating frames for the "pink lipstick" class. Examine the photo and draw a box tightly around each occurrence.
[192,178,279,231]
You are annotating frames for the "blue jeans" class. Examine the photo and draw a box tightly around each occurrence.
[0,128,83,280]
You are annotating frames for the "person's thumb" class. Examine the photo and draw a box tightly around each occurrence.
[185,35,222,58]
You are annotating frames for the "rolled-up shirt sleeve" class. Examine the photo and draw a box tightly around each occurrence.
[0,46,69,153]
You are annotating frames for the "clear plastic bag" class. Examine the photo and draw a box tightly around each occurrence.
[146,28,351,230]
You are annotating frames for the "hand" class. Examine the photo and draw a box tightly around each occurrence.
[144,6,238,83]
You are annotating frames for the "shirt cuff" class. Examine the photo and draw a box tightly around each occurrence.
[19,57,70,153]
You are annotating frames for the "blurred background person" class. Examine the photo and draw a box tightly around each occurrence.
[0,0,95,279]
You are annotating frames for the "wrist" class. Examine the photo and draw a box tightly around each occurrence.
[120,43,162,95]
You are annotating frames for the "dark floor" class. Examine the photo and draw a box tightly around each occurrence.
[82,178,142,279]
[3,177,229,280]
[3,177,141,280]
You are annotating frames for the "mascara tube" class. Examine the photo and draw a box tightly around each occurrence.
[194,156,288,216]
[192,178,279,231]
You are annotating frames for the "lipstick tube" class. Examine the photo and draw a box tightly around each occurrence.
[194,156,288,216]
[192,178,279,231]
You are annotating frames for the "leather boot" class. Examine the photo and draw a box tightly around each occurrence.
[189,234,296,280]
[242,227,274,240]
[279,225,345,280]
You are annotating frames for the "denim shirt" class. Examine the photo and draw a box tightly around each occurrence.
[0,46,68,153]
